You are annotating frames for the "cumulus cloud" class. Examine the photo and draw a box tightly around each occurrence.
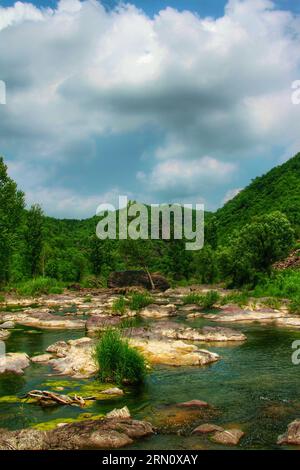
[0,0,300,215]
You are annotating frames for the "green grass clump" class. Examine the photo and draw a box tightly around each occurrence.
[112,296,128,315]
[17,277,63,296]
[94,328,146,384]
[128,292,153,311]
[182,291,220,309]
[253,270,300,299]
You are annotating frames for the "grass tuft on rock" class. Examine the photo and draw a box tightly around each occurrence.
[182,290,220,309]
[94,328,146,384]
[16,277,63,296]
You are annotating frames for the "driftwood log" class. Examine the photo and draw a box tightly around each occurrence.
[26,390,96,407]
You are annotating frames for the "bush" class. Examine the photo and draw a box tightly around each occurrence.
[17,277,63,296]
[94,329,146,384]
[112,296,128,315]
[182,291,220,309]
[220,292,249,307]
[128,292,153,311]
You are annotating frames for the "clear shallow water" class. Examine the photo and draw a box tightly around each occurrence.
[1,319,300,450]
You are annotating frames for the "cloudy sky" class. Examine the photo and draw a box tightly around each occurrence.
[0,0,300,218]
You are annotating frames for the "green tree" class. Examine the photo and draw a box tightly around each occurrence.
[26,204,44,277]
[0,157,25,284]
[218,211,295,287]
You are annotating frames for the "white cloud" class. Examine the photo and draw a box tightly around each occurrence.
[0,0,300,215]
[222,187,242,204]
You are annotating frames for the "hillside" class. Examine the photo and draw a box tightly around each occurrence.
[215,153,300,242]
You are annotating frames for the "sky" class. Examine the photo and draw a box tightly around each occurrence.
[0,0,300,218]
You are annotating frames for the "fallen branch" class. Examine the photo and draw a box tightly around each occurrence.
[26,390,96,407]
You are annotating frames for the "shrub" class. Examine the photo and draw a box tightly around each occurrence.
[182,291,220,309]
[128,292,153,311]
[112,296,128,315]
[220,292,249,307]
[17,277,63,296]
[94,328,146,384]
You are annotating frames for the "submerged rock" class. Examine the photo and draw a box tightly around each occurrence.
[139,304,177,319]
[0,418,154,450]
[211,428,244,446]
[177,400,209,408]
[277,419,300,445]
[192,423,224,434]
[0,353,30,375]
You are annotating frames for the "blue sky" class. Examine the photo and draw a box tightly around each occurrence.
[0,0,300,218]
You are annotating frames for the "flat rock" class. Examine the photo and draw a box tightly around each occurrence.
[0,352,30,375]
[277,419,300,445]
[31,353,53,363]
[0,311,85,330]
[0,418,154,450]
[177,400,209,408]
[205,306,286,324]
[129,337,219,366]
[211,428,244,445]
[139,304,177,319]
[149,322,246,342]
[192,423,224,434]
[106,406,131,419]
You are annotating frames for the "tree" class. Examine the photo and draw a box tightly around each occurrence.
[119,239,157,289]
[0,157,25,284]
[26,204,44,277]
[218,211,295,287]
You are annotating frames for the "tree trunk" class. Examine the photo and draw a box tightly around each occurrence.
[145,267,155,290]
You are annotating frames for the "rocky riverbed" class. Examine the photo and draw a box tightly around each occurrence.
[0,287,300,450]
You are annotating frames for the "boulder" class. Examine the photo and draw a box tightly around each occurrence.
[108,271,170,291]
[139,304,177,319]
[0,418,154,450]
[192,423,224,434]
[277,419,300,445]
[211,428,244,445]
[0,352,30,375]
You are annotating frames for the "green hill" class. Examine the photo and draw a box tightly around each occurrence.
[215,153,300,242]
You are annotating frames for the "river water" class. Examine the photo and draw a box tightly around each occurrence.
[1,316,300,450]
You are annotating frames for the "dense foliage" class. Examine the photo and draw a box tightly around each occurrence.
[0,153,299,291]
